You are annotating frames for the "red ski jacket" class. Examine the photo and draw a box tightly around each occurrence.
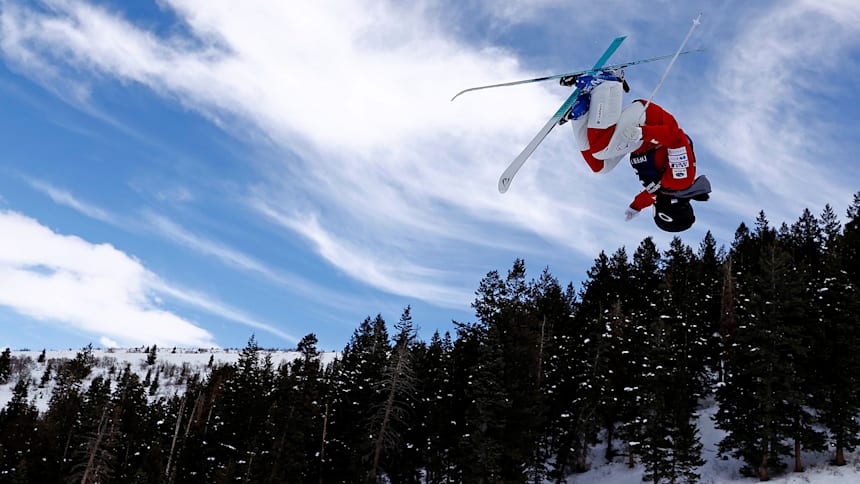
[628,100,696,211]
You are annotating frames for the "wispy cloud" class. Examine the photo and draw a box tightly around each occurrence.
[22,175,372,317]
[692,0,860,222]
[251,197,471,308]
[24,177,116,224]
[149,278,300,344]
[143,210,287,283]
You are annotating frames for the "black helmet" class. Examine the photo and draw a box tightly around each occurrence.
[653,196,695,232]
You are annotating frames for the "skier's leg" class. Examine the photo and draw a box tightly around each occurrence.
[571,114,606,173]
[568,76,625,173]
[583,81,624,154]
[587,80,624,129]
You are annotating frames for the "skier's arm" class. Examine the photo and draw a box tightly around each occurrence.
[624,186,657,221]
[637,102,686,148]
[629,182,660,211]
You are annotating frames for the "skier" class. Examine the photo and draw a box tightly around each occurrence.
[561,72,710,232]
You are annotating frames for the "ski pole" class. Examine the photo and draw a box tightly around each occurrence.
[642,13,702,113]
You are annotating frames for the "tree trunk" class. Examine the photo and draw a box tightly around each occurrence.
[835,446,846,466]
[794,438,803,472]
[165,392,187,482]
[319,402,329,484]
[81,405,110,484]
[605,425,615,461]
[574,440,589,473]
[371,349,406,479]
[758,452,769,481]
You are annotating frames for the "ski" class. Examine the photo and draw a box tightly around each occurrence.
[498,36,626,193]
[450,48,704,101]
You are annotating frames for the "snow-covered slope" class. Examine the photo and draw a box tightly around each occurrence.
[573,404,860,483]
[0,347,338,412]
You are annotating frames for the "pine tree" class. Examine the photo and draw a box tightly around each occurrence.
[264,333,326,482]
[640,318,704,484]
[588,247,641,462]
[716,215,811,479]
[544,274,600,479]
[663,237,710,400]
[0,378,40,479]
[414,331,457,483]
[204,336,276,482]
[455,260,552,481]
[170,363,234,482]
[782,210,828,472]
[0,347,11,384]
[616,239,663,467]
[820,204,841,252]
[322,315,390,482]
[35,345,97,481]
[370,307,419,482]
[67,375,118,484]
[814,196,860,465]
[638,238,706,483]
[695,231,727,380]
[110,364,152,481]
[147,344,158,366]
[456,316,508,481]
[39,362,52,388]
[844,192,860,285]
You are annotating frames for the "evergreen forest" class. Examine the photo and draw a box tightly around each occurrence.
[1,194,860,483]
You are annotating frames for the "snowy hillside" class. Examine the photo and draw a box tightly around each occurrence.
[2,348,860,483]
[572,404,860,483]
[0,347,339,412]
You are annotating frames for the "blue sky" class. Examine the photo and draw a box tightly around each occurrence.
[0,0,858,351]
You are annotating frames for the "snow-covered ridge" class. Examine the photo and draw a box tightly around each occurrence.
[0,347,338,412]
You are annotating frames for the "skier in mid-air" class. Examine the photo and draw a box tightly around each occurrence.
[561,71,710,232]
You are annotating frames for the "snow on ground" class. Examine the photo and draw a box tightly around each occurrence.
[567,404,860,483]
[2,348,860,482]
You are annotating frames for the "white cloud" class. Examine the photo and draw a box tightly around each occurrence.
[99,336,119,348]
[0,207,297,346]
[0,209,215,347]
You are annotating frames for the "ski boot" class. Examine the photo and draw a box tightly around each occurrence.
[560,69,624,90]
[559,92,590,125]
[559,69,626,125]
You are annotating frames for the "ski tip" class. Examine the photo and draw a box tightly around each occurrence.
[498,177,512,193]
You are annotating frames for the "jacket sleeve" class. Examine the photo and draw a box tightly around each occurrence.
[638,102,687,149]
[630,189,657,211]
